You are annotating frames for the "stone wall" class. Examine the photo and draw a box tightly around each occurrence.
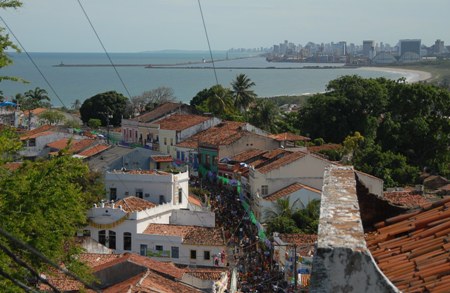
[310,165,399,293]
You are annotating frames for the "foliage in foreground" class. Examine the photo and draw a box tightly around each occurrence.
[0,128,103,291]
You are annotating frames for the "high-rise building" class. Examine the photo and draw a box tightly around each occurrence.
[362,40,375,58]
[434,39,445,54]
[399,39,421,56]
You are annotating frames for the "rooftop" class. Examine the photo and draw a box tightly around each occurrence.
[279,233,318,256]
[269,132,310,142]
[47,138,96,154]
[151,155,173,162]
[230,149,267,162]
[143,224,225,246]
[383,190,431,208]
[77,143,111,158]
[19,124,54,140]
[131,102,186,123]
[264,182,320,202]
[111,196,156,213]
[366,197,450,292]
[157,114,211,131]
[257,151,307,174]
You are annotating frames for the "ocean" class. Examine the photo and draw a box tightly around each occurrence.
[0,51,405,107]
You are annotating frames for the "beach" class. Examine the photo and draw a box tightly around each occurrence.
[361,67,432,83]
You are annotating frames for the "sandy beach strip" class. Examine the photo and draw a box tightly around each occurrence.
[360,67,432,83]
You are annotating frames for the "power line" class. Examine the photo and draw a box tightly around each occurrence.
[0,15,67,109]
[0,267,39,293]
[197,0,219,85]
[76,0,133,101]
[0,227,101,292]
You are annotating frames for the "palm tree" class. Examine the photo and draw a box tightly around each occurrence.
[23,87,50,129]
[206,85,232,116]
[249,99,279,133]
[24,87,50,109]
[265,198,303,220]
[231,73,256,112]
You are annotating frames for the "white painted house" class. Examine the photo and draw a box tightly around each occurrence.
[105,169,190,208]
[85,196,224,267]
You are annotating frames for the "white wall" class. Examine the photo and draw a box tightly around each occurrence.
[220,133,279,159]
[170,210,215,227]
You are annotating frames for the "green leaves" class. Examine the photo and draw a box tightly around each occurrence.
[79,91,131,126]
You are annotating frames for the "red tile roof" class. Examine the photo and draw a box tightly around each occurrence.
[269,132,310,142]
[257,151,307,174]
[279,234,318,256]
[264,182,321,201]
[188,194,203,207]
[19,124,54,140]
[151,155,173,162]
[185,267,228,281]
[383,190,431,208]
[47,138,96,154]
[157,114,210,131]
[176,121,246,148]
[231,149,267,162]
[77,143,111,158]
[132,102,185,123]
[143,224,225,246]
[366,197,450,292]
[113,196,156,213]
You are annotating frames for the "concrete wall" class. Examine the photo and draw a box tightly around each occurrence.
[170,210,215,227]
[310,165,399,293]
[220,133,279,160]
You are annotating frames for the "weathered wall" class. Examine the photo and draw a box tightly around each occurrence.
[310,165,399,293]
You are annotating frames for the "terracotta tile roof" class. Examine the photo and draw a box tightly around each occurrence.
[176,121,246,148]
[137,270,200,293]
[185,267,228,281]
[366,197,450,292]
[383,190,431,208]
[157,114,210,131]
[47,138,96,154]
[269,132,310,142]
[79,253,122,268]
[127,253,187,280]
[143,224,225,246]
[188,194,203,207]
[231,149,267,162]
[264,182,321,201]
[77,143,110,158]
[132,102,185,123]
[257,151,307,174]
[30,107,48,116]
[113,196,156,213]
[280,234,318,256]
[151,155,173,162]
[19,124,54,140]
[261,148,287,159]
[307,143,343,153]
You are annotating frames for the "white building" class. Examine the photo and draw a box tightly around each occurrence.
[105,169,190,208]
[85,196,225,267]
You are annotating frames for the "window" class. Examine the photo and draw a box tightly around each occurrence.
[164,137,167,145]
[181,152,185,161]
[204,251,211,260]
[261,185,268,196]
[110,188,117,201]
[190,250,197,259]
[177,151,181,160]
[29,138,36,147]
[178,188,182,204]
[206,154,210,165]
[167,146,170,153]
[155,245,163,251]
[171,246,179,258]
[108,231,116,249]
[123,232,132,251]
[159,195,165,204]
[98,230,106,245]
[140,244,148,256]
[135,189,143,198]
[170,138,173,146]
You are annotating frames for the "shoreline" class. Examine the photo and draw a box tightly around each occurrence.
[360,66,432,83]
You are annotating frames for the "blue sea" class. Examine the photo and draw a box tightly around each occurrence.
[0,51,405,107]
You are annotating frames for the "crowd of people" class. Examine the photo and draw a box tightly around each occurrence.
[200,179,291,292]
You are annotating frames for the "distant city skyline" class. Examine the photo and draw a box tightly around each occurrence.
[1,0,449,53]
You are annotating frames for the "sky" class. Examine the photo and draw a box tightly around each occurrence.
[2,0,450,53]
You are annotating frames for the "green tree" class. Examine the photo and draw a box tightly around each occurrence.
[266,216,300,235]
[24,87,51,109]
[292,199,320,234]
[88,118,101,129]
[248,98,279,133]
[265,198,303,221]
[0,126,21,164]
[192,85,235,118]
[79,91,131,127]
[38,109,66,125]
[231,73,257,112]
[0,153,101,290]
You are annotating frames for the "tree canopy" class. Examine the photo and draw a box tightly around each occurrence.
[79,91,131,126]
[298,75,450,178]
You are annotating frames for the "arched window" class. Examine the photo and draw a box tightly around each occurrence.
[108,231,116,250]
[123,232,132,251]
[98,230,106,245]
